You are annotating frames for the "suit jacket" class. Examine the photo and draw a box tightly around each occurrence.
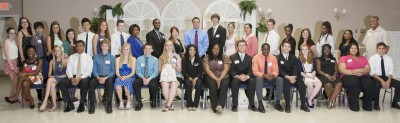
[297,58,317,80]
[146,29,165,58]
[229,52,254,78]
[276,53,298,78]
[207,25,226,54]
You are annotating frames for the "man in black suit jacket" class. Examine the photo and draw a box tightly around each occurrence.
[277,41,309,113]
[146,18,165,58]
[207,14,226,54]
[229,40,256,112]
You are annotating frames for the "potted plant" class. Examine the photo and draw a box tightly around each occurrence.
[256,23,267,33]
[112,3,124,19]
[90,17,100,33]
[98,5,112,18]
[239,0,258,20]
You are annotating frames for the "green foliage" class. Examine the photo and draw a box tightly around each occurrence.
[99,5,112,18]
[256,23,267,33]
[90,17,100,33]
[112,3,124,17]
[239,0,258,20]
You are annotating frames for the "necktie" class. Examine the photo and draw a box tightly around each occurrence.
[85,33,88,53]
[102,55,106,77]
[120,33,124,46]
[156,31,161,41]
[264,58,268,74]
[240,54,244,61]
[77,54,82,78]
[194,30,198,46]
[213,27,217,36]
[381,56,386,77]
[286,55,288,60]
[265,32,269,43]
[144,57,149,78]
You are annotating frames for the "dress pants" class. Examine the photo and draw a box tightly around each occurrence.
[373,76,400,104]
[255,77,283,101]
[204,76,230,109]
[133,77,159,103]
[231,78,256,106]
[59,78,90,105]
[184,78,202,108]
[287,79,308,105]
[88,77,114,105]
[342,75,374,111]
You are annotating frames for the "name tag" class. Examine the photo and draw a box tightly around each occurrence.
[141,63,145,67]
[280,61,284,65]
[218,61,223,65]
[347,59,352,63]
[216,34,220,38]
[32,66,37,70]
[234,60,239,64]
[59,64,61,68]
[268,62,273,66]
[330,60,335,63]
[171,58,177,63]
[162,35,165,38]
[105,60,110,64]
[194,63,199,66]
[38,40,42,43]
[100,38,104,41]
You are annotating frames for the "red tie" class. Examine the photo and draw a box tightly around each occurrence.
[194,30,198,46]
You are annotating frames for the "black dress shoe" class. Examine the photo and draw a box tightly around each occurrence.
[106,103,113,114]
[274,104,284,112]
[248,105,257,111]
[300,105,310,112]
[374,105,380,111]
[30,104,35,109]
[150,101,156,108]
[258,105,266,113]
[391,103,400,109]
[135,103,143,111]
[231,106,238,112]
[285,104,291,113]
[77,104,85,113]
[88,104,95,114]
[63,104,75,112]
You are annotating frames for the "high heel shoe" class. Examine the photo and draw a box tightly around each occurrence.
[307,101,314,108]
[30,104,35,109]
[5,97,19,104]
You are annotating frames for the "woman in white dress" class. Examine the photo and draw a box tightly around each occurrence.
[224,22,239,56]
[159,40,182,112]
[298,44,322,108]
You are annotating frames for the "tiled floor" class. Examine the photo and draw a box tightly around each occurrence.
[0,77,399,123]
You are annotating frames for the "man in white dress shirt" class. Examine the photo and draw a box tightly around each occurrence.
[111,20,129,57]
[59,40,93,113]
[263,19,280,56]
[368,42,400,110]
[77,18,95,57]
[362,16,389,58]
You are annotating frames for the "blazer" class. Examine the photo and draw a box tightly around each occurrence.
[229,52,254,78]
[127,35,144,58]
[146,29,165,58]
[182,56,203,79]
[207,25,227,54]
[276,53,298,78]
[297,58,317,80]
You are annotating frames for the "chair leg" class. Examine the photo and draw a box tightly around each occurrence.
[181,87,185,109]
[226,89,230,109]
[390,88,393,103]
[382,89,387,104]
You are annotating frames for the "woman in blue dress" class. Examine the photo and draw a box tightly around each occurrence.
[39,46,67,112]
[92,19,110,56]
[115,43,136,110]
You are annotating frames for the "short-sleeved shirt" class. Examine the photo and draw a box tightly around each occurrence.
[339,55,369,78]
[203,54,231,78]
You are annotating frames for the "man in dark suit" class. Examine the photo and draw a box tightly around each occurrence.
[146,18,165,58]
[277,41,309,113]
[207,13,226,54]
[229,40,256,112]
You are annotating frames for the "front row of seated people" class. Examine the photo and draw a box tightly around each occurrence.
[7,39,400,114]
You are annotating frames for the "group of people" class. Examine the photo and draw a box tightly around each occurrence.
[2,14,400,115]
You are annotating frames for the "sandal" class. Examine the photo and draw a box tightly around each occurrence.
[169,105,174,111]
[39,102,47,112]
[119,102,124,110]
[162,106,170,112]
[49,105,56,112]
[125,102,131,110]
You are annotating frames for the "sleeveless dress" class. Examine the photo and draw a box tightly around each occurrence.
[52,61,67,82]
[114,64,135,95]
[96,34,105,55]
[3,39,19,75]
[23,58,43,84]
[159,53,182,82]
[225,35,236,56]
[17,31,32,67]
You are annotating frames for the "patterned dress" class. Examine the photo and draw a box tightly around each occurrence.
[114,64,135,95]
[17,31,32,67]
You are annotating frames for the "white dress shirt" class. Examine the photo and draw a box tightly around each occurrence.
[317,34,335,57]
[368,54,393,76]
[77,31,95,57]
[66,52,93,79]
[263,29,280,55]
[111,31,129,56]
[362,26,388,58]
